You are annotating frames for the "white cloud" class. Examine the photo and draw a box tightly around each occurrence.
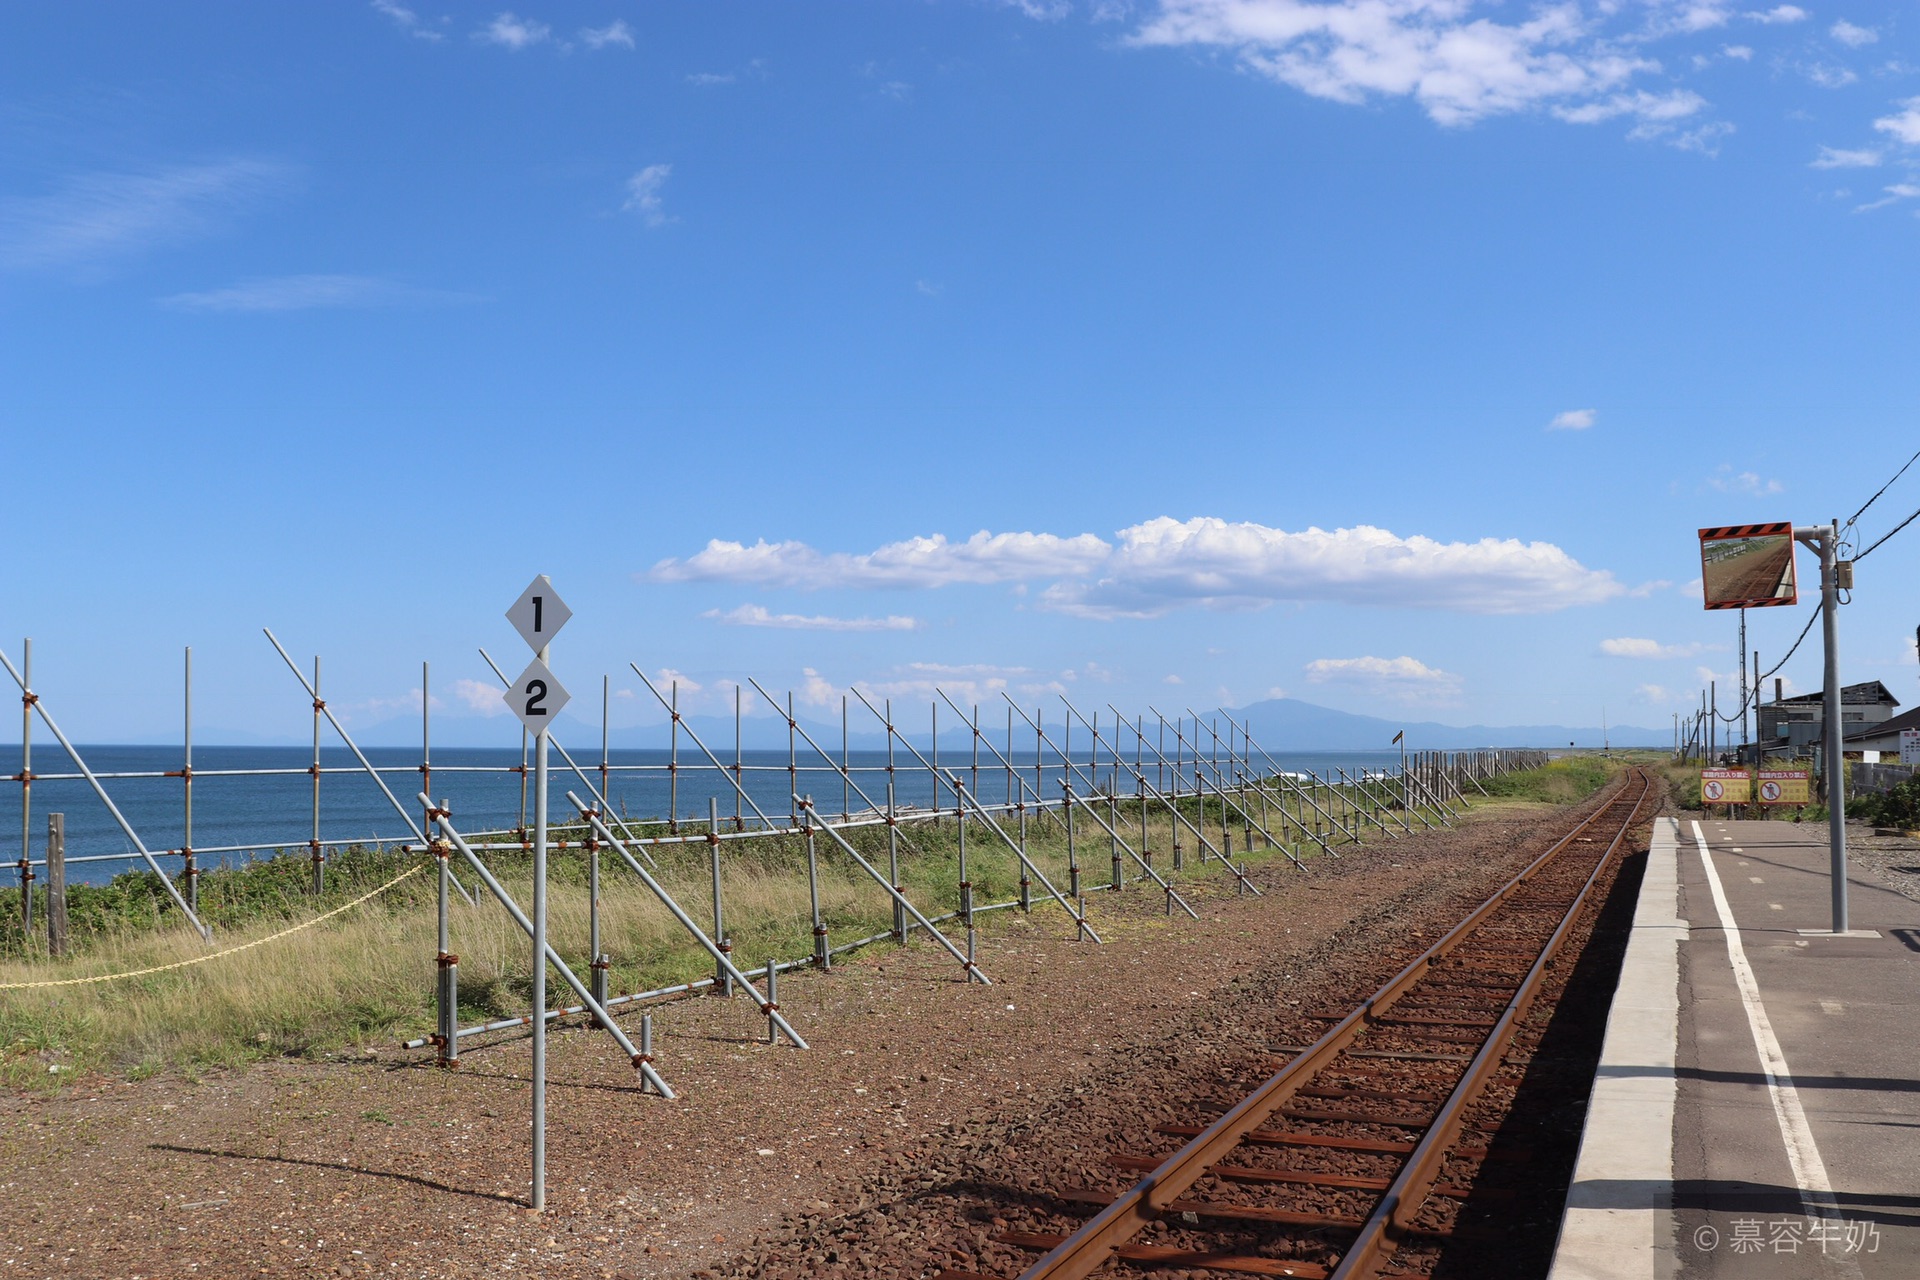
[450,678,510,717]
[1558,89,1707,127]
[1006,0,1074,18]
[159,274,478,313]
[812,662,1064,709]
[1130,0,1688,128]
[0,160,292,272]
[1303,655,1463,702]
[372,0,443,39]
[916,279,942,296]
[581,20,635,49]
[702,603,923,632]
[1637,683,1675,703]
[1041,517,1623,617]
[654,517,1622,617]
[1812,145,1882,169]
[1856,181,1920,211]
[1662,120,1736,156]
[1600,637,1712,659]
[1803,62,1859,88]
[476,12,550,49]
[1548,408,1597,431]
[1830,19,1877,47]
[646,667,703,696]
[1874,98,1920,146]
[622,164,674,227]
[1163,674,1184,684]
[687,71,736,85]
[1705,464,1784,494]
[1745,4,1807,22]
[654,530,1113,589]
[1722,44,1754,59]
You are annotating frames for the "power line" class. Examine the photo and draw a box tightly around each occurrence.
[1857,502,1920,562]
[1848,446,1920,527]
[1714,602,1823,721]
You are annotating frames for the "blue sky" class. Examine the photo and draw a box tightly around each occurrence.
[2,0,1918,746]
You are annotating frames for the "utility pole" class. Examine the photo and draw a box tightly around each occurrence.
[1793,522,1851,935]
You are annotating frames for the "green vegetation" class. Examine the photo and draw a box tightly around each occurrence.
[1849,776,1920,830]
[1476,755,1619,807]
[0,791,1348,1090]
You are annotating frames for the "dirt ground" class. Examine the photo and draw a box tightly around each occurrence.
[1,797,1621,1280]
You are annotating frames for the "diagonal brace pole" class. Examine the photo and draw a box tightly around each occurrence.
[796,795,990,983]
[431,801,676,1093]
[0,648,210,941]
[568,793,809,1048]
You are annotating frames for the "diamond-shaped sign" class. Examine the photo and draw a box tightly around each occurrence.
[504,656,570,735]
[506,575,571,653]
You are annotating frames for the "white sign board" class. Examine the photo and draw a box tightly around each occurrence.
[504,655,570,735]
[506,575,572,653]
[1902,728,1920,766]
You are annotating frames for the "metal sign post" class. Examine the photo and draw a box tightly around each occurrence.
[503,574,571,1211]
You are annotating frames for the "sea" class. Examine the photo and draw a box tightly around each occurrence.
[1,744,1407,886]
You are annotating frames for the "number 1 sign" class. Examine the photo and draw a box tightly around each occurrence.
[506,574,572,653]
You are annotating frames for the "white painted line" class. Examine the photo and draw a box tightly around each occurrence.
[1549,817,1685,1280]
[1688,820,1861,1277]
[1749,876,1765,884]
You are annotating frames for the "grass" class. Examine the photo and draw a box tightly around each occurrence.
[1474,754,1624,807]
[1,791,1351,1090]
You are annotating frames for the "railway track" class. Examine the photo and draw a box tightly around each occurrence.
[935,767,1656,1280]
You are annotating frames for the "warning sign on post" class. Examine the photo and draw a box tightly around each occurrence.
[1701,768,1751,805]
[1756,769,1810,805]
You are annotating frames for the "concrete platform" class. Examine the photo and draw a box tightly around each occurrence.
[1551,816,1920,1279]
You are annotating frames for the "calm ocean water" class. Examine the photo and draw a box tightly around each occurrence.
[1,744,1406,886]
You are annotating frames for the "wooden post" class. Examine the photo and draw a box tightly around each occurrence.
[46,813,67,958]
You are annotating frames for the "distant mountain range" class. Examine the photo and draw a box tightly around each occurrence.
[184,696,1663,752]
[1228,697,1665,751]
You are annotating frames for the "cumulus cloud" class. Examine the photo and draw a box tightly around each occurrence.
[0,159,293,272]
[1744,4,1806,22]
[1637,683,1676,703]
[1600,637,1712,659]
[1874,98,1920,146]
[702,603,922,632]
[654,530,1113,589]
[1548,408,1597,430]
[622,164,674,227]
[451,678,510,716]
[581,20,635,49]
[1829,19,1877,46]
[653,518,1622,618]
[1127,0,1718,128]
[1303,655,1463,702]
[1812,145,1882,169]
[159,274,478,312]
[476,12,549,49]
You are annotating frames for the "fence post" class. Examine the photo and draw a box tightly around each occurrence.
[46,813,67,958]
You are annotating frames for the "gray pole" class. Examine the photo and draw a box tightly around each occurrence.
[531,640,549,1211]
[46,813,67,958]
[1817,526,1847,933]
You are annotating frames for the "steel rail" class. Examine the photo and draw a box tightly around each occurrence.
[1007,769,1651,1280]
[1326,767,1653,1278]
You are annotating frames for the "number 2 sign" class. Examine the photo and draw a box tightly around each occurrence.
[505,654,571,734]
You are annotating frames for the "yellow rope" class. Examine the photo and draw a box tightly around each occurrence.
[0,863,427,990]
